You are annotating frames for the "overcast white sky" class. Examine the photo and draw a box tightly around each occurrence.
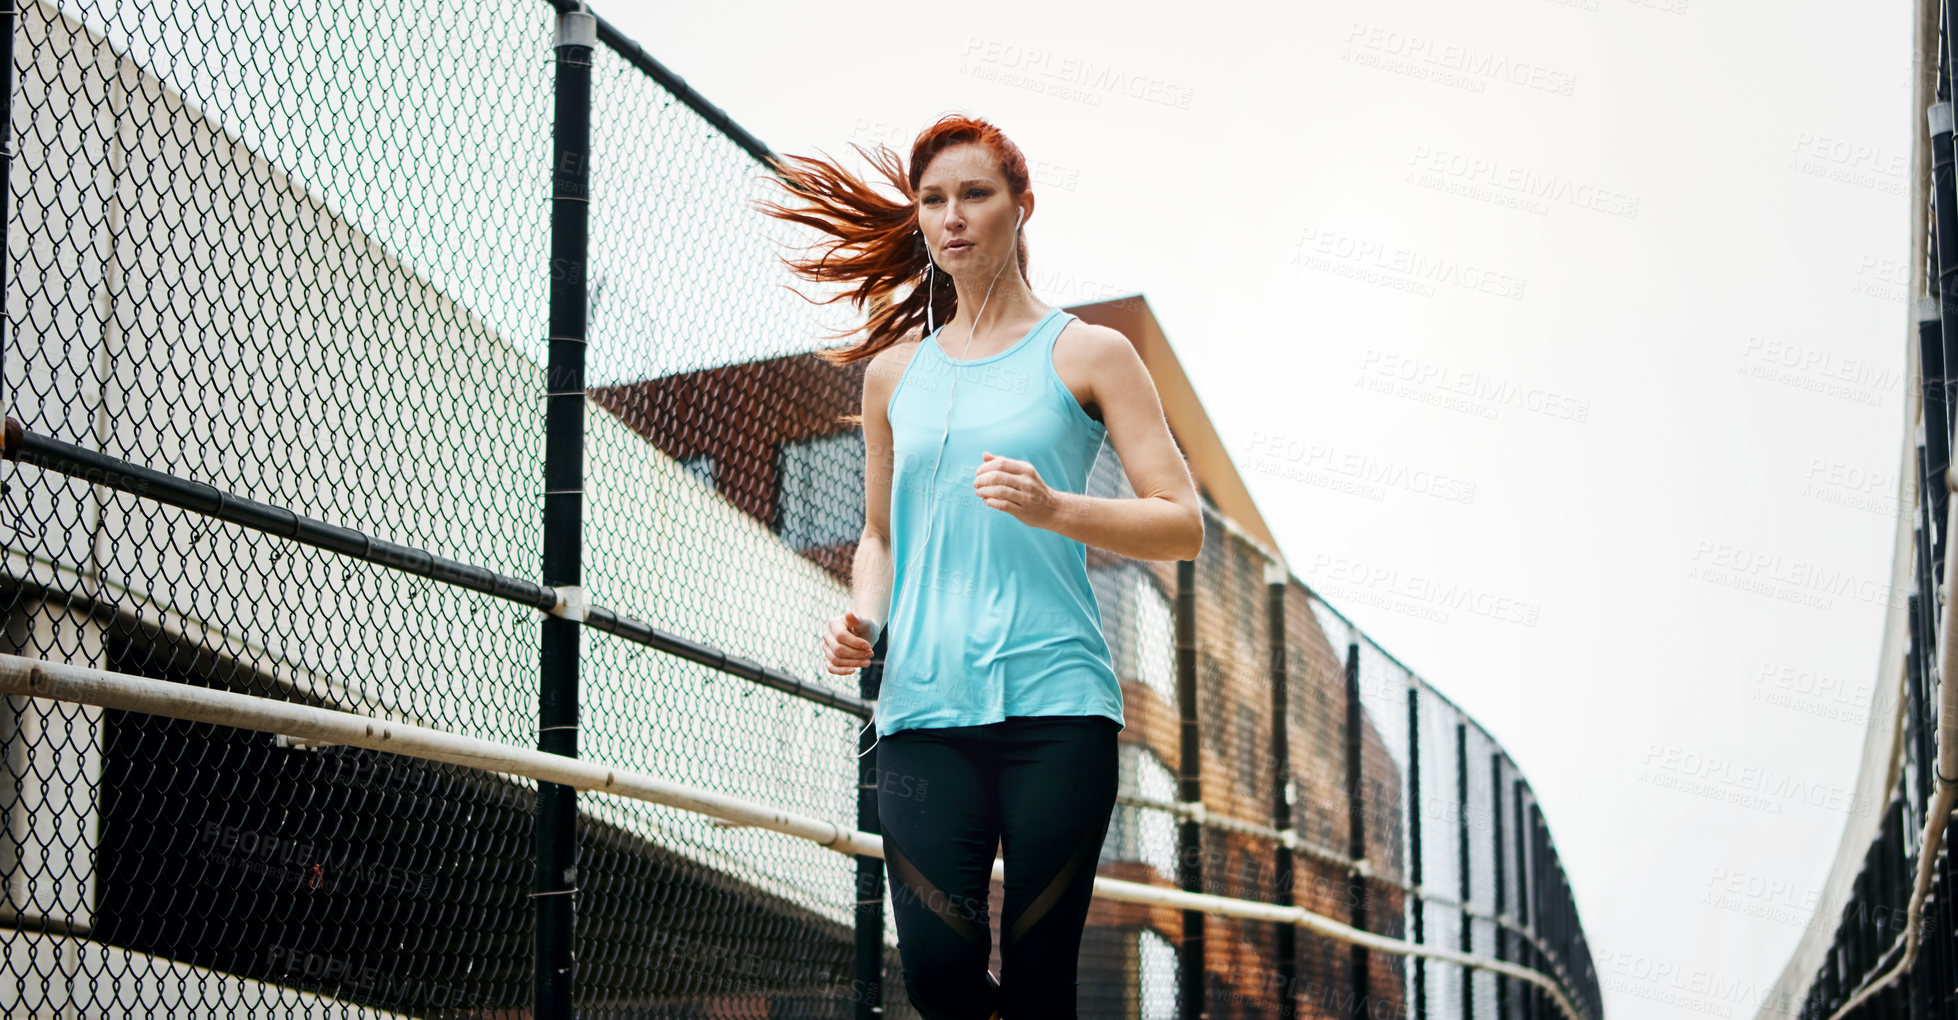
[602,2,1910,1017]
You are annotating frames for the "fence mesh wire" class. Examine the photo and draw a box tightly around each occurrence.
[0,1,1600,1016]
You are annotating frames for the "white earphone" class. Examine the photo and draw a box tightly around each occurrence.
[857,205,1024,758]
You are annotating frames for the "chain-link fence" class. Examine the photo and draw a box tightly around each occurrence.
[1764,1,1958,1018]
[0,1,1598,1016]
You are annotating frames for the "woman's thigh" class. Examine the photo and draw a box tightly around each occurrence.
[995,715,1120,954]
[874,726,1003,984]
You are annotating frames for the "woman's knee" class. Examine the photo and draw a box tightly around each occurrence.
[898,950,996,1019]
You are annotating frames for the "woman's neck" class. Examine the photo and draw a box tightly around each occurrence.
[941,282,1044,343]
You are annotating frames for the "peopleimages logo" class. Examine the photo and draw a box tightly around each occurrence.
[1788,131,1908,196]
[1700,865,1919,937]
[1344,23,1578,97]
[1751,661,1886,728]
[1307,552,1542,627]
[1405,145,1641,219]
[1356,349,1591,423]
[1799,456,1902,520]
[1687,538,1910,611]
[1738,336,1903,408]
[1593,948,1756,1019]
[1638,742,1882,818]
[1244,431,1478,505]
[1290,225,1527,301]
[1849,253,1909,306]
[958,37,1194,110]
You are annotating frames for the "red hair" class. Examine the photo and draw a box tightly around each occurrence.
[750,113,1034,374]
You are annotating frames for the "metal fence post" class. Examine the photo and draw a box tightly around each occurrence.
[1491,751,1508,1020]
[1916,455,1942,779]
[857,632,888,1019]
[1511,775,1527,1018]
[1410,687,1425,1020]
[2,0,11,410]
[1177,557,1204,1019]
[1456,722,1472,1020]
[1531,806,1549,1020]
[1942,34,1958,409]
[1343,643,1369,1017]
[1267,564,1295,1020]
[538,8,594,1018]
[1930,93,1957,610]
[1919,300,1951,581]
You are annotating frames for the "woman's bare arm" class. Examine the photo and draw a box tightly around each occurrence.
[850,343,910,638]
[1041,323,1203,562]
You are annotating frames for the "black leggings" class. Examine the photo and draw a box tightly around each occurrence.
[874,714,1120,1020]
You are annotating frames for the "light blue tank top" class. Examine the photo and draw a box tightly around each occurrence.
[876,306,1126,739]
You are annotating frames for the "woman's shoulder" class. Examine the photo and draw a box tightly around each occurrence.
[863,335,927,417]
[880,332,927,364]
[868,334,925,381]
[1052,319,1134,396]
[1054,317,1129,354]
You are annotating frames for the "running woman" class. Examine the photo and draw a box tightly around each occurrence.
[757,113,1202,1020]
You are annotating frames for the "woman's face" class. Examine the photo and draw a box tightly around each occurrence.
[917,143,1023,279]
